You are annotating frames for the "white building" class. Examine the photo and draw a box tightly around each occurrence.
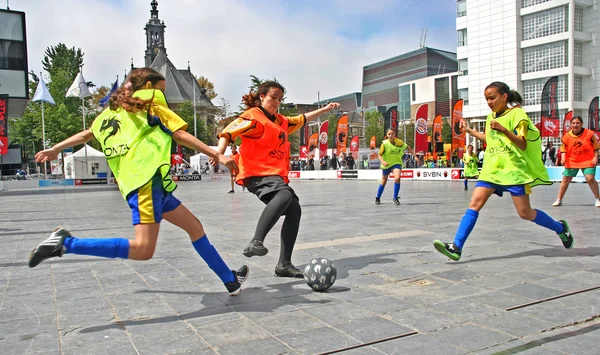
[456,0,599,145]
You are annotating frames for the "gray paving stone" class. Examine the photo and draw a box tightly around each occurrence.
[500,283,564,300]
[252,310,325,336]
[277,326,361,354]
[372,333,468,355]
[303,302,373,325]
[192,317,270,346]
[432,324,516,352]
[385,306,462,332]
[474,312,556,337]
[216,336,291,355]
[129,327,211,354]
[334,316,414,343]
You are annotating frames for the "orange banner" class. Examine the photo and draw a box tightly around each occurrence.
[451,100,465,160]
[369,135,376,149]
[336,115,348,154]
[308,133,318,154]
[432,115,443,159]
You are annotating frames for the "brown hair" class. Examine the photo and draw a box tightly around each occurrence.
[485,81,523,107]
[241,80,285,109]
[572,115,583,124]
[109,67,166,112]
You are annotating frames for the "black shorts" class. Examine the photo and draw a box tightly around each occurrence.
[243,176,299,204]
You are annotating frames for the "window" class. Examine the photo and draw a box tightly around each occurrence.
[456,0,466,17]
[458,59,468,76]
[522,0,551,8]
[574,41,583,66]
[522,6,568,41]
[574,6,583,32]
[522,41,568,73]
[574,75,583,102]
[522,76,568,106]
[457,29,467,47]
[399,85,410,121]
[411,83,416,101]
[458,88,469,105]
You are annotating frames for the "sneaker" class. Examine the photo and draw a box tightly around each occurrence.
[433,240,462,261]
[552,199,562,207]
[29,227,70,268]
[228,190,235,194]
[557,220,574,249]
[464,186,468,191]
[274,263,304,278]
[595,199,600,208]
[375,197,381,205]
[393,198,400,206]
[225,265,250,296]
[242,240,268,257]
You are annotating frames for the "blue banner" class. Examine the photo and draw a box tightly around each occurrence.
[39,179,74,187]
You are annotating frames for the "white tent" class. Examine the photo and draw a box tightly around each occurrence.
[190,146,232,174]
[64,145,109,179]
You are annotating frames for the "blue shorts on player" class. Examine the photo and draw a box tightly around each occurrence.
[126,174,181,225]
[382,164,403,176]
[475,181,531,197]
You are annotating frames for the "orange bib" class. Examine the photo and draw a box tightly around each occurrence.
[562,129,596,168]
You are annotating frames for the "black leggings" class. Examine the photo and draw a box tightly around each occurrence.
[252,189,302,266]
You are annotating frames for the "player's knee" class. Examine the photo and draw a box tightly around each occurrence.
[517,208,535,221]
[585,175,596,184]
[130,241,156,260]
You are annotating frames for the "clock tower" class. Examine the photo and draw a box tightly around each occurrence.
[144,0,166,67]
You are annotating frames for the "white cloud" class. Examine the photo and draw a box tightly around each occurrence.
[17,0,455,107]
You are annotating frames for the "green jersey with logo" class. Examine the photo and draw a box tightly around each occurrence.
[462,152,479,177]
[90,89,186,198]
[478,108,550,188]
[380,138,407,168]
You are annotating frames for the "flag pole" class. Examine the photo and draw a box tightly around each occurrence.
[41,100,47,179]
[82,93,88,178]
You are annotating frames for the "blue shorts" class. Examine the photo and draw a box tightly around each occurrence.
[382,164,403,176]
[475,181,531,197]
[126,174,181,225]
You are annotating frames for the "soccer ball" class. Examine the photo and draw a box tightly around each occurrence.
[304,258,337,291]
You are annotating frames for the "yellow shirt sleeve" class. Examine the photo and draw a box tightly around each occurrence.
[219,118,261,140]
[379,143,385,156]
[286,114,306,135]
[394,138,406,147]
[151,104,188,133]
[514,120,528,138]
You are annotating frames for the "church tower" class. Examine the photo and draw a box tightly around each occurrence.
[144,1,166,67]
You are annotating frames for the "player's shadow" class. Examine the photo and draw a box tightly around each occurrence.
[457,246,600,264]
[80,280,332,334]
[332,251,428,280]
[0,258,109,268]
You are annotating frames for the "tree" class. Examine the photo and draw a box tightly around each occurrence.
[398,123,415,150]
[42,43,84,81]
[196,76,217,100]
[216,97,231,120]
[442,117,452,144]
[176,100,207,155]
[364,110,384,148]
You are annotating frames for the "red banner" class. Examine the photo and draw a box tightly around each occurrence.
[350,135,359,159]
[451,100,465,159]
[319,121,329,157]
[563,111,572,134]
[540,76,560,138]
[171,153,183,166]
[414,104,428,154]
[308,133,318,153]
[300,145,308,158]
[432,115,443,159]
[0,95,7,155]
[336,115,348,154]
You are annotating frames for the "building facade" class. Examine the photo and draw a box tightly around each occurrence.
[456,0,599,145]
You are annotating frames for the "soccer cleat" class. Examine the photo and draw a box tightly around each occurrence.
[595,199,600,208]
[242,240,268,257]
[433,240,462,261]
[557,220,574,249]
[274,263,304,278]
[464,186,468,191]
[228,190,235,194]
[393,198,400,206]
[552,200,562,207]
[375,197,381,205]
[225,265,250,296]
[29,227,70,268]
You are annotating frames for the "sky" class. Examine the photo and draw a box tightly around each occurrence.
[11,0,456,107]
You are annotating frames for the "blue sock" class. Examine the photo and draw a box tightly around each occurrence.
[532,209,564,234]
[393,182,400,199]
[376,184,385,199]
[453,209,479,250]
[63,237,129,259]
[192,235,235,284]
[464,179,468,189]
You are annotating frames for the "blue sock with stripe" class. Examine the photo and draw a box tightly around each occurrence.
[453,209,479,250]
[393,182,400,199]
[376,184,385,199]
[532,209,564,234]
[192,235,235,284]
[64,237,130,259]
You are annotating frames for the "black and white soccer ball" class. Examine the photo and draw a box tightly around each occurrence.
[303,258,337,291]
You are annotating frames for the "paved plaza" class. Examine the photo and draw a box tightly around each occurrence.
[1,179,599,355]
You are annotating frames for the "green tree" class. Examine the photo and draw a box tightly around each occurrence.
[196,76,217,101]
[324,113,338,148]
[176,100,208,155]
[442,117,452,143]
[364,110,384,148]
[42,43,84,81]
[398,123,415,150]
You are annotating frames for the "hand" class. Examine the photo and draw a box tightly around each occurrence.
[489,119,507,133]
[592,157,598,167]
[208,156,217,166]
[218,154,238,176]
[459,119,468,131]
[323,102,340,112]
[35,148,58,163]
[381,160,388,167]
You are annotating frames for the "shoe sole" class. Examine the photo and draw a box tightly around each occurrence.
[433,240,461,261]
[242,248,268,258]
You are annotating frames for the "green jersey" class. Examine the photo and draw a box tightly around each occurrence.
[379,138,407,168]
[462,152,479,177]
[478,108,550,188]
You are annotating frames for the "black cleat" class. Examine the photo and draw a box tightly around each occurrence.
[227,190,235,194]
[243,240,268,257]
[375,197,381,205]
[29,227,70,268]
[274,263,304,278]
[393,198,400,206]
[433,240,462,261]
[225,265,250,296]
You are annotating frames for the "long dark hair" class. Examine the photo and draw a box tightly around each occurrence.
[241,80,286,109]
[485,81,523,107]
[109,67,165,112]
